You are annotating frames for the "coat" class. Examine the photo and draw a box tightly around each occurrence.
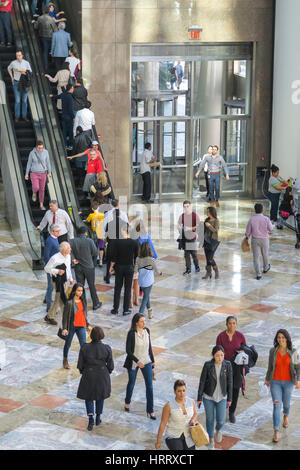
[51,30,72,58]
[77,341,114,401]
[197,359,233,402]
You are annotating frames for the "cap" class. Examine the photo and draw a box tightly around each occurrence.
[92,140,99,145]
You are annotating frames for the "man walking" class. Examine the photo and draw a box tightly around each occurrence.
[177,200,201,275]
[43,224,60,312]
[197,145,229,207]
[245,203,273,280]
[70,226,102,311]
[44,241,74,325]
[7,50,32,122]
[36,199,74,242]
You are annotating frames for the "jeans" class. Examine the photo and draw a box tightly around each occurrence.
[85,399,104,416]
[184,250,199,271]
[0,11,12,44]
[45,273,53,310]
[139,285,152,313]
[113,264,134,313]
[165,433,195,451]
[40,37,52,70]
[13,81,28,119]
[270,380,294,431]
[62,114,74,147]
[63,326,86,359]
[208,173,220,202]
[125,362,154,414]
[266,191,280,222]
[203,397,227,439]
[31,0,37,15]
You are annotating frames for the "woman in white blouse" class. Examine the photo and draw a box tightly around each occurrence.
[123,313,156,419]
[155,380,197,450]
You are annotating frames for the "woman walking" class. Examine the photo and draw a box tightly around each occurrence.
[264,329,300,443]
[202,206,220,280]
[45,62,71,111]
[216,316,246,423]
[25,140,51,211]
[197,345,233,449]
[123,313,156,419]
[155,380,197,450]
[61,283,90,369]
[134,242,162,319]
[77,326,114,431]
[266,164,289,222]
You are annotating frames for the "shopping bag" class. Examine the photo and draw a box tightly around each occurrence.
[189,421,209,447]
[241,237,250,252]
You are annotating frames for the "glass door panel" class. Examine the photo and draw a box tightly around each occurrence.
[223,119,247,192]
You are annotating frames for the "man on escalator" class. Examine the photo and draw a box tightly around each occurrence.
[7,50,32,122]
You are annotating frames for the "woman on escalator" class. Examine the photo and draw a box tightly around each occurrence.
[45,62,71,111]
[25,140,52,211]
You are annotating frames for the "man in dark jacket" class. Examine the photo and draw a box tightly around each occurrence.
[51,83,75,149]
[73,77,88,112]
[70,226,102,310]
[33,5,57,70]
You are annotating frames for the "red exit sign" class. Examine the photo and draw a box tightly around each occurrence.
[188,26,203,40]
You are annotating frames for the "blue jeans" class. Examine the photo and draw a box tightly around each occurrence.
[31,0,37,15]
[266,192,280,222]
[0,11,12,44]
[270,380,294,431]
[13,81,28,119]
[125,362,154,414]
[139,285,152,314]
[45,273,53,310]
[203,397,227,439]
[208,173,220,202]
[63,327,86,359]
[85,400,104,416]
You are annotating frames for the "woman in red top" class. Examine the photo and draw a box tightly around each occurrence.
[61,283,91,369]
[216,316,246,423]
[265,329,300,443]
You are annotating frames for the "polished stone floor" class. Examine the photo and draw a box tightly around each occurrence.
[0,196,300,450]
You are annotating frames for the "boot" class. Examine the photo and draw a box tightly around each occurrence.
[148,308,153,319]
[202,266,212,279]
[213,264,219,279]
[63,358,70,369]
[87,415,94,431]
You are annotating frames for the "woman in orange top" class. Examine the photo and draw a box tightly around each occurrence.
[61,283,91,369]
[265,329,300,443]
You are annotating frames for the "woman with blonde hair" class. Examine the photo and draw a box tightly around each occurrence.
[90,171,112,202]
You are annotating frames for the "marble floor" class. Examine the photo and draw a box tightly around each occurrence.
[0,196,300,450]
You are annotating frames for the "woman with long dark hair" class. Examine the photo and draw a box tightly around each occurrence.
[266,164,288,222]
[202,206,220,280]
[61,283,90,369]
[123,313,156,419]
[265,329,300,443]
[77,326,114,431]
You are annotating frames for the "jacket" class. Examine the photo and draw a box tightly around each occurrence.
[34,14,57,38]
[70,235,98,270]
[26,148,51,176]
[77,341,114,401]
[265,347,300,385]
[62,298,89,331]
[51,30,72,58]
[197,359,233,402]
[73,84,88,111]
[43,235,59,264]
[123,327,155,370]
[72,132,91,156]
[18,70,32,93]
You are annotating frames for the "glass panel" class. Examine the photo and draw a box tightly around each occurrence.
[161,167,186,194]
[223,119,247,192]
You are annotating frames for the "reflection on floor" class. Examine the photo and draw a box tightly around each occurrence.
[0,198,300,450]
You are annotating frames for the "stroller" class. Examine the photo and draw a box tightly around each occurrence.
[282,178,300,249]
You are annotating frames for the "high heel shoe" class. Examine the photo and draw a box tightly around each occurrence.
[124,406,130,413]
[147,413,156,420]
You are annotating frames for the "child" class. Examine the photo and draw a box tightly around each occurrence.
[134,242,162,319]
[135,220,157,259]
[277,186,294,229]
[85,202,105,266]
[48,3,66,23]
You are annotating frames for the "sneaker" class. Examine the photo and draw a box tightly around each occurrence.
[256,275,262,280]
[99,260,103,266]
[32,194,37,202]
[148,308,153,319]
[195,266,200,273]
[6,42,12,46]
[263,264,271,274]
[216,430,222,443]
[110,309,118,315]
[93,302,102,310]
[0,42,5,46]
[276,225,283,230]
[123,311,131,316]
[40,205,46,211]
[44,315,57,325]
[207,440,214,450]
[183,270,191,275]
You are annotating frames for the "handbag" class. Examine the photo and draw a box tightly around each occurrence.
[204,234,220,253]
[57,328,68,341]
[241,237,250,252]
[189,421,209,447]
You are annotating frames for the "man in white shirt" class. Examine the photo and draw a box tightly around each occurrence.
[44,241,74,325]
[140,142,158,203]
[7,50,32,122]
[73,100,95,138]
[36,200,74,242]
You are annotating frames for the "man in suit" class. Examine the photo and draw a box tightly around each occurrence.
[51,21,72,72]
[70,226,102,311]
[43,224,60,312]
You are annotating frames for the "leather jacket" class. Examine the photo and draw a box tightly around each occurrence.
[197,359,233,402]
[62,298,89,330]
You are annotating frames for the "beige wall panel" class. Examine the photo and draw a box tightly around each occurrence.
[82,8,116,43]
[116,43,131,93]
[116,0,158,8]
[83,1,116,7]
[82,43,116,92]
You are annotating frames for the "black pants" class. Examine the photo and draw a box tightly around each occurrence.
[142,171,151,201]
[58,233,68,244]
[40,36,52,70]
[75,265,100,309]
[53,56,66,73]
[113,264,134,313]
[266,191,280,222]
[229,387,240,415]
[184,250,199,271]
[204,242,216,267]
[165,433,195,451]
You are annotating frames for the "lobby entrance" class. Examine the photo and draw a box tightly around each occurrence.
[131,43,252,201]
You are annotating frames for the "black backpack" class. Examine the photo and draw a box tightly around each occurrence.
[240,343,258,368]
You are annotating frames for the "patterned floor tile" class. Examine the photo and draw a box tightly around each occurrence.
[0,397,25,413]
[30,394,69,409]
